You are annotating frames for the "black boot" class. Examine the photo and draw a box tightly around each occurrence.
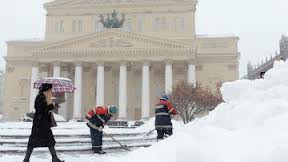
[23,159,29,162]
[49,146,64,162]
[94,150,106,154]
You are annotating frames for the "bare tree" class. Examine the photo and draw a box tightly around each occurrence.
[169,81,223,124]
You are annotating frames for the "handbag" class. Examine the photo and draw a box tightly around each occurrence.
[49,112,57,127]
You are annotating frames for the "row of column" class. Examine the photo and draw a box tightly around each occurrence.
[29,61,196,120]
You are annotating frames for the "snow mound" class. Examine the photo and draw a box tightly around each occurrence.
[103,61,288,162]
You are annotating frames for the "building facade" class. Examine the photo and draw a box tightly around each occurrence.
[0,71,4,115]
[4,0,239,121]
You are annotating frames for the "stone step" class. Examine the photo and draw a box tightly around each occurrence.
[0,136,155,145]
[0,132,148,139]
[0,142,152,154]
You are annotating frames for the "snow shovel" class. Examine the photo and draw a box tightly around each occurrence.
[85,119,131,151]
[145,129,156,137]
[102,131,131,151]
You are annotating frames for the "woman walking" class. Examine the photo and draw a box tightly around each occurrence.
[23,83,64,162]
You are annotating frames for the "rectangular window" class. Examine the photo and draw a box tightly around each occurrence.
[60,20,64,32]
[55,22,59,33]
[72,20,77,32]
[155,18,160,32]
[126,19,132,32]
[161,18,167,31]
[95,20,103,32]
[137,18,143,32]
[175,17,184,32]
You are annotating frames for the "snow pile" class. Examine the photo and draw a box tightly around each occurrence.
[103,61,288,162]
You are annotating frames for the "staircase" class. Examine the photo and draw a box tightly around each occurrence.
[0,122,156,154]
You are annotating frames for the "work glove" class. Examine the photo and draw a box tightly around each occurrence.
[98,126,103,132]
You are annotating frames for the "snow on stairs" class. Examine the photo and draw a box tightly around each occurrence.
[0,122,156,154]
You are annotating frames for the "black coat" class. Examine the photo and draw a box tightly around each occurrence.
[28,93,56,147]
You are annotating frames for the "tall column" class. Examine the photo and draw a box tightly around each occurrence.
[53,62,61,77]
[141,62,150,120]
[59,66,69,120]
[165,61,173,94]
[118,62,127,120]
[96,63,105,106]
[29,63,39,112]
[73,62,83,120]
[187,62,196,86]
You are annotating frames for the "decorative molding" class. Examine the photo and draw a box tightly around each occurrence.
[90,37,133,48]
[33,29,189,52]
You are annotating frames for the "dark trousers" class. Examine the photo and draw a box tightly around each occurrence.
[156,128,173,140]
[89,127,103,151]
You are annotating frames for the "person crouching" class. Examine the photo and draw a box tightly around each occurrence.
[84,105,118,154]
[155,95,177,140]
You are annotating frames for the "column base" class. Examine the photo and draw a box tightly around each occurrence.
[69,118,83,122]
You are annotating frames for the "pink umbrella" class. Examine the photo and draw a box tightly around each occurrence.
[33,77,76,93]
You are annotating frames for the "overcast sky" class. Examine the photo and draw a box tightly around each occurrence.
[0,0,287,77]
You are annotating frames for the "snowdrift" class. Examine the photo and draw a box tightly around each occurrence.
[104,61,288,162]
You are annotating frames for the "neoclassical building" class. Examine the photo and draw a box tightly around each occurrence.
[3,0,239,121]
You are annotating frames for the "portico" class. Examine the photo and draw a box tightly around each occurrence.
[28,29,196,120]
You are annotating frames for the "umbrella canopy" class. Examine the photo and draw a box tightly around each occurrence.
[33,77,76,93]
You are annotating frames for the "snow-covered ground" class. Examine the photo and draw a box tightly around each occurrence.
[1,61,288,161]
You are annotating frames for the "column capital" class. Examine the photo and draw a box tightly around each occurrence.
[31,62,40,67]
[141,60,151,66]
[74,61,83,66]
[52,61,61,67]
[185,59,196,65]
[96,61,105,66]
[164,59,173,65]
[119,61,128,66]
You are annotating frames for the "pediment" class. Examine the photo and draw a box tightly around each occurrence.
[35,29,190,52]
